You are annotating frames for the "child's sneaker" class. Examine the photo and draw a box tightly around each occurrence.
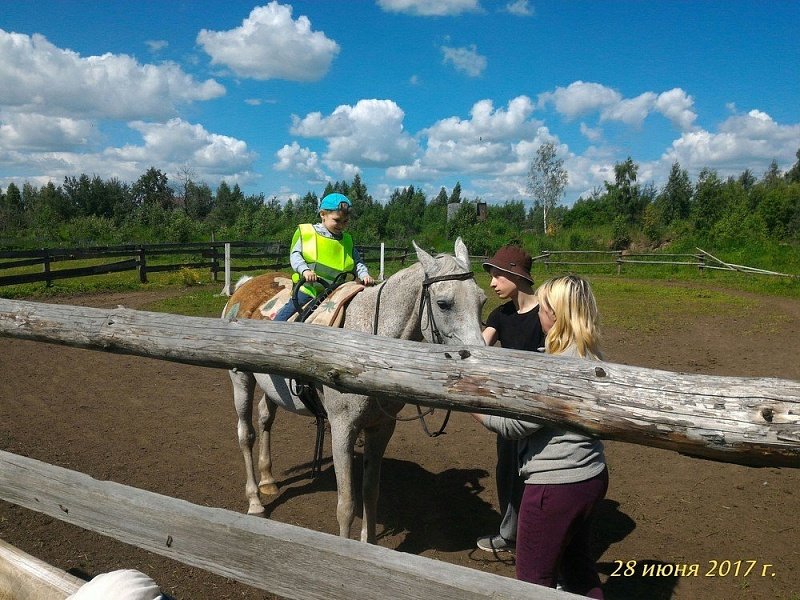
[476,534,515,553]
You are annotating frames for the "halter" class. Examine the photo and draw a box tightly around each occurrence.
[419,271,476,344]
[373,268,475,436]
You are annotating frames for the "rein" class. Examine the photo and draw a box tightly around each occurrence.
[372,269,475,436]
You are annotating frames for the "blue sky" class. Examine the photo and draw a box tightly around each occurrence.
[1,0,798,206]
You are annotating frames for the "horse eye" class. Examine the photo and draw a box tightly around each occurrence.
[436,299,452,310]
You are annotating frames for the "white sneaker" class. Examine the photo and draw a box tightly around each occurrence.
[476,534,515,553]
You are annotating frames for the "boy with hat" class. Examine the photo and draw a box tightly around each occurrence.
[273,192,374,322]
[476,244,545,553]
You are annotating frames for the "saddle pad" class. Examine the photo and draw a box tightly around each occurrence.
[304,281,366,328]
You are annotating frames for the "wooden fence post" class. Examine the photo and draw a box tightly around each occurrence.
[210,244,219,282]
[616,251,622,275]
[138,246,148,284]
[42,249,52,288]
[698,253,705,275]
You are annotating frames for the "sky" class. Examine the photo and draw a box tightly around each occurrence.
[1,0,799,207]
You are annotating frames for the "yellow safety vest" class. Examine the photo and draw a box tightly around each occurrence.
[291,223,355,297]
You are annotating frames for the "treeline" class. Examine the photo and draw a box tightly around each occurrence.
[1,150,799,257]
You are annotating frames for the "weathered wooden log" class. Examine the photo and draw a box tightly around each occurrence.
[0,451,573,600]
[1,298,798,467]
[0,538,82,600]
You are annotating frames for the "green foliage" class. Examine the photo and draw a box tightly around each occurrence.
[3,148,800,280]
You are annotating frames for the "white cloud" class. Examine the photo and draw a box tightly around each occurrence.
[538,81,621,119]
[290,99,418,168]
[600,92,657,127]
[579,122,603,142]
[116,119,256,173]
[539,81,698,133]
[197,2,339,82]
[504,0,534,16]
[441,45,487,77]
[274,141,328,183]
[0,29,224,120]
[655,88,697,132]
[145,39,168,54]
[0,112,95,151]
[376,0,481,16]
[388,97,546,188]
[424,96,537,142]
[662,109,800,176]
[0,119,257,188]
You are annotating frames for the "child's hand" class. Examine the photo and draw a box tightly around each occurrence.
[362,275,375,286]
[303,270,318,282]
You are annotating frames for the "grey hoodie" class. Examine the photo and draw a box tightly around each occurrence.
[482,345,606,485]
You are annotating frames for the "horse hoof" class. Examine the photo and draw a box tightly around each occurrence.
[259,482,279,496]
[247,503,266,516]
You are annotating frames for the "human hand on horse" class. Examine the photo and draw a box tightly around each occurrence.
[361,274,375,286]
[302,269,318,283]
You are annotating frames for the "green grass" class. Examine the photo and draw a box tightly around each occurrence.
[145,286,229,317]
[3,254,797,339]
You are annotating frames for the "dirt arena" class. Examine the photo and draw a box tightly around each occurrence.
[1,284,798,599]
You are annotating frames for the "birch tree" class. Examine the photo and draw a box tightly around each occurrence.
[527,142,568,235]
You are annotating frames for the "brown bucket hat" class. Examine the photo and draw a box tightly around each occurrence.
[482,245,534,284]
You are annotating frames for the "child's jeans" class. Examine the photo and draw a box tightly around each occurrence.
[273,289,313,322]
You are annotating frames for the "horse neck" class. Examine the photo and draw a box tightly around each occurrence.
[346,263,425,340]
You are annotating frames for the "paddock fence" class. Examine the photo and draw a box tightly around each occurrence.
[525,248,797,278]
[1,299,798,598]
[0,241,410,288]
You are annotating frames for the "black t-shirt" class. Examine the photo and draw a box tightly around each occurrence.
[486,301,545,352]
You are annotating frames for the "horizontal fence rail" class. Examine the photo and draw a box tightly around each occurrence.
[526,249,798,278]
[0,451,571,600]
[1,299,798,467]
[0,241,410,288]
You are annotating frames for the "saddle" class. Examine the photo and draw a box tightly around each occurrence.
[224,273,365,327]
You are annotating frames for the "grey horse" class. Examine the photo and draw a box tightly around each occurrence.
[223,238,486,543]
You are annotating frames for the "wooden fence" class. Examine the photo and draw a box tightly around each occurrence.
[531,248,798,278]
[0,241,410,288]
[0,299,798,597]
[0,451,568,600]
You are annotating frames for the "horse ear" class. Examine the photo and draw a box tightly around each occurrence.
[453,237,470,269]
[412,240,437,274]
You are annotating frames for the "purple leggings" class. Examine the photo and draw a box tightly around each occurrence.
[515,468,608,598]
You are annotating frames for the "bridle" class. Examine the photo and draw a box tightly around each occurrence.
[373,268,475,436]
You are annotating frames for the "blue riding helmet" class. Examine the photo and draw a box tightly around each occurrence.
[319,193,352,211]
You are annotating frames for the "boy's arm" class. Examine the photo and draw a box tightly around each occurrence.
[289,238,312,277]
[352,247,373,283]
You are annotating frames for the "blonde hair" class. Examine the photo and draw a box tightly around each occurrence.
[536,275,603,359]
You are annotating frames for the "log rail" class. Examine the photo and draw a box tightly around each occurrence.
[1,298,798,468]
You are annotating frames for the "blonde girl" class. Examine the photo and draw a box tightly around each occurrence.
[472,274,608,598]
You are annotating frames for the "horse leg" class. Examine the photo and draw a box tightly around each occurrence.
[255,392,279,497]
[328,417,359,539]
[229,369,264,515]
[360,418,397,543]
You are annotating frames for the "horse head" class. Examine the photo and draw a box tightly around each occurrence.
[412,237,486,347]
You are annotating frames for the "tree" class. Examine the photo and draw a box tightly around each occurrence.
[527,142,568,235]
[656,162,692,224]
[132,167,174,210]
[606,157,644,224]
[785,148,800,184]
[448,182,462,204]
